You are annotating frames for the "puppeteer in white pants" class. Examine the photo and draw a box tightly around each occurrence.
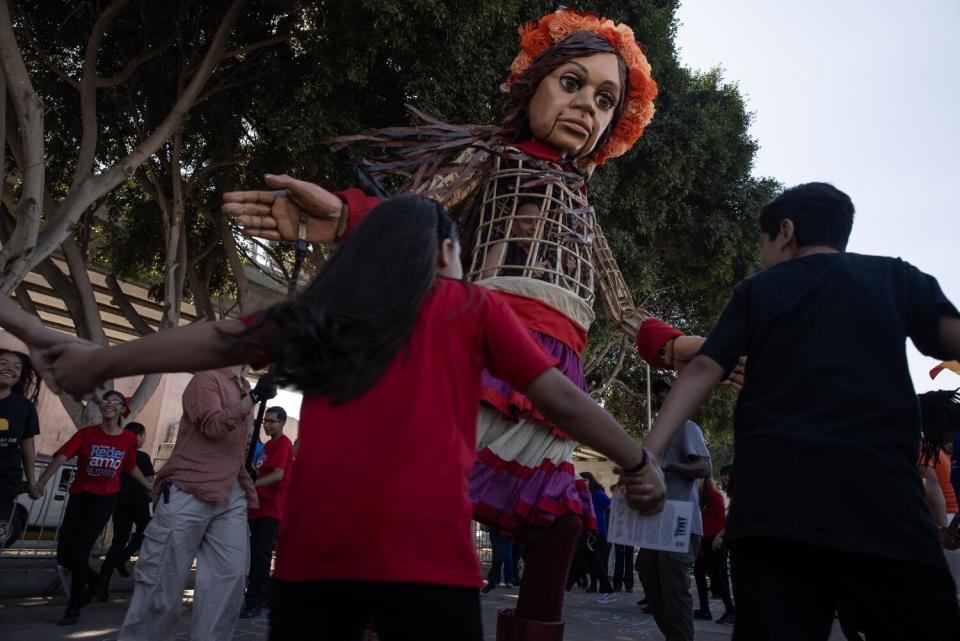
[119,367,260,641]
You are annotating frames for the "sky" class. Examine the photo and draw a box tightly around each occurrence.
[675,0,960,393]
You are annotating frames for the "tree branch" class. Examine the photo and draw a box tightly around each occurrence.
[61,236,108,346]
[0,0,45,285]
[13,283,37,317]
[97,47,163,88]
[31,0,248,273]
[105,273,155,336]
[72,0,131,188]
[20,28,79,90]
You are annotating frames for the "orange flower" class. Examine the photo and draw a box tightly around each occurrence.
[507,8,658,165]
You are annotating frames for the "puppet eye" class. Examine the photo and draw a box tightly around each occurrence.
[559,74,581,93]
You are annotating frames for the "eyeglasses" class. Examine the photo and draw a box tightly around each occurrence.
[101,399,126,407]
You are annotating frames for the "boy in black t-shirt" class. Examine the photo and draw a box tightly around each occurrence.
[642,183,960,640]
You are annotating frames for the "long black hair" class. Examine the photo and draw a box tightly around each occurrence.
[580,471,603,494]
[919,389,960,467]
[502,32,630,162]
[0,350,39,404]
[247,195,458,404]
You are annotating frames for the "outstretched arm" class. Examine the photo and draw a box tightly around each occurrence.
[525,368,666,515]
[44,319,257,397]
[0,296,90,393]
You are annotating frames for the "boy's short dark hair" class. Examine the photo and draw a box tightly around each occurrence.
[266,406,287,423]
[759,182,855,251]
[125,422,146,436]
[720,464,734,477]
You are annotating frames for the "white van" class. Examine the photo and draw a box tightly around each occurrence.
[0,455,77,548]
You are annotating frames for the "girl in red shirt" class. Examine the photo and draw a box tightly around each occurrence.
[43,196,665,641]
[33,390,153,625]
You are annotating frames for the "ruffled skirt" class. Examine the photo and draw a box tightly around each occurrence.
[470,331,596,533]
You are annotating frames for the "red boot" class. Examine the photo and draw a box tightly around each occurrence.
[496,608,564,641]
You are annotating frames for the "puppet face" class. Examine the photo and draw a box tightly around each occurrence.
[527,52,622,157]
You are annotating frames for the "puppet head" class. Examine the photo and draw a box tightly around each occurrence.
[502,9,658,167]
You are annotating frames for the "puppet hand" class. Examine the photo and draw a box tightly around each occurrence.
[617,457,667,516]
[41,343,108,399]
[222,174,342,243]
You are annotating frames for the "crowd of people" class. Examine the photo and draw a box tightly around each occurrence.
[0,7,957,641]
[0,180,953,641]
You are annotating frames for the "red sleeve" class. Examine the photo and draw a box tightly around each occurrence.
[124,434,138,472]
[480,292,560,391]
[333,188,383,241]
[55,428,86,461]
[636,318,684,369]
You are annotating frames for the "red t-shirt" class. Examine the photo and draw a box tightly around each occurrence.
[701,488,727,537]
[56,426,138,496]
[249,435,295,521]
[272,279,559,587]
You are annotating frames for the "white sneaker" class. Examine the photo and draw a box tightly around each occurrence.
[597,593,618,605]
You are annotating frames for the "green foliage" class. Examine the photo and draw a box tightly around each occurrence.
[23,1,777,434]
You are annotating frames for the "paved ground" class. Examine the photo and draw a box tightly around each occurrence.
[0,584,849,640]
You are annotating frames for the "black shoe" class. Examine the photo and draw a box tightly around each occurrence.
[586,586,597,593]
[624,588,633,593]
[93,581,109,602]
[239,605,261,619]
[717,611,736,625]
[637,597,648,606]
[116,562,130,578]
[694,609,713,621]
[58,609,81,626]
[642,605,653,614]
[481,583,496,594]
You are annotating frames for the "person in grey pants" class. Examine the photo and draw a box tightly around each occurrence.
[635,381,711,641]
[117,367,276,641]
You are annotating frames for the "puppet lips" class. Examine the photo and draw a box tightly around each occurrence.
[558,119,591,136]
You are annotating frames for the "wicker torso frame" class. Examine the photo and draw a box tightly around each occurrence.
[467,152,596,306]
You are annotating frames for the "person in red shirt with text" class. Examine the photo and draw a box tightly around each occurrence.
[42,196,667,641]
[241,405,295,619]
[33,391,152,625]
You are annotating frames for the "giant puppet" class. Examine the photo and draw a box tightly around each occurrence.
[224,8,704,639]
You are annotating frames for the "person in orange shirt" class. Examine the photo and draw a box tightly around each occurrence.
[919,389,960,607]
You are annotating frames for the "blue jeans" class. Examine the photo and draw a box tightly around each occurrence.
[487,529,514,586]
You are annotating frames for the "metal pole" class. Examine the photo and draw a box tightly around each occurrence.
[645,361,652,431]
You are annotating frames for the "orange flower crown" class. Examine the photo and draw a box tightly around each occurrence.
[506,8,658,166]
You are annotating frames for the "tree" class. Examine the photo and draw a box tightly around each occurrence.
[0,0,295,425]
[3,1,777,436]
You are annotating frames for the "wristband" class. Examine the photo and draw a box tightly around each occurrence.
[622,449,650,476]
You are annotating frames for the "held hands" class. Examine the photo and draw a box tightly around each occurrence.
[39,342,108,399]
[28,484,44,500]
[221,174,344,243]
[616,453,667,516]
[22,324,96,395]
